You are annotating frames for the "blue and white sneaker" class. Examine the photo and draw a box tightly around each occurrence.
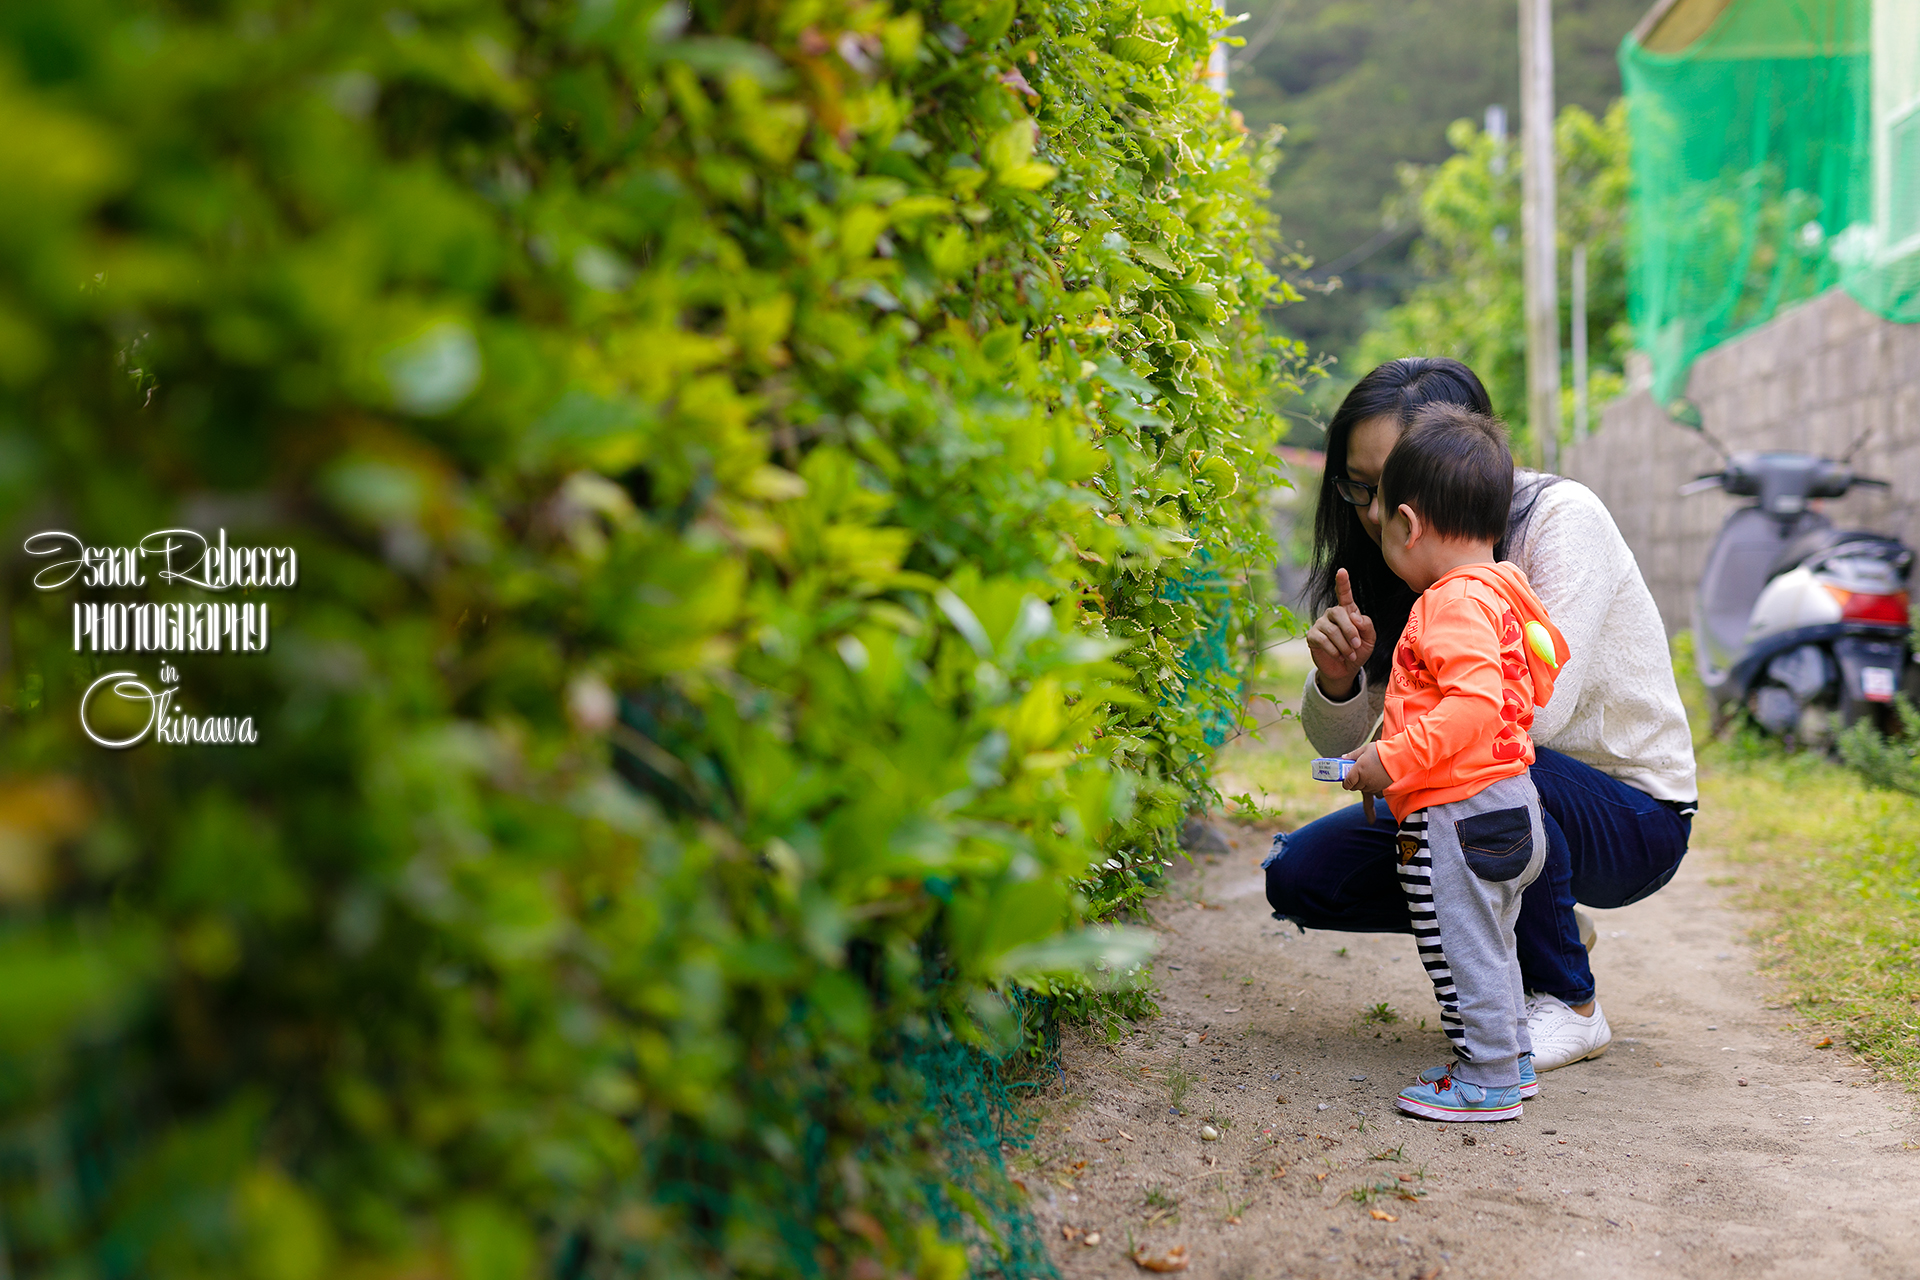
[1417,1052,1536,1099]
[1396,1068,1524,1122]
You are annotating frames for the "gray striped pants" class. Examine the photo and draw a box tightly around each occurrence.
[1396,772,1548,1088]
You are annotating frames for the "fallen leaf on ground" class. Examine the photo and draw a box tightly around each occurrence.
[1813,1037,1834,1048]
[1369,1209,1398,1221]
[1275,1094,1289,1104]
[1131,1244,1190,1272]
[1225,1215,1241,1225]
[1417,1268,1442,1280]
[1083,1232,1101,1247]
[1119,1130,1136,1142]
[1398,1173,1416,1182]
[1061,1225,1083,1241]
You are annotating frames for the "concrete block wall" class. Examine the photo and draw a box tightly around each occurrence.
[1559,288,1920,634]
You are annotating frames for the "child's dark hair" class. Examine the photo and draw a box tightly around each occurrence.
[1379,404,1514,543]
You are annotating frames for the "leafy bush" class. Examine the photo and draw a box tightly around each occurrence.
[0,0,1298,1275]
[1838,696,1920,796]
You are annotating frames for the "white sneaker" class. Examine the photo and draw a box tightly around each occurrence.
[1526,992,1611,1071]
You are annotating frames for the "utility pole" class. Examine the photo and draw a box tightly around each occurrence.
[1519,0,1561,470]
[1571,242,1589,440]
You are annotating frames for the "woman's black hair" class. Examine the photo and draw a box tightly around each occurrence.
[1307,357,1496,684]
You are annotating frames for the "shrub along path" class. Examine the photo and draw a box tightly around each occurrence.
[1015,713,1920,1279]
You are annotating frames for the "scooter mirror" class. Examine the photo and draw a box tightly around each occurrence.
[1665,398,1704,429]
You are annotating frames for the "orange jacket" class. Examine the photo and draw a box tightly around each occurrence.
[1375,562,1570,822]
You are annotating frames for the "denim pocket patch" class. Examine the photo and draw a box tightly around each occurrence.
[1454,806,1533,881]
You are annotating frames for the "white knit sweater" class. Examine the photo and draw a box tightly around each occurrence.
[1299,473,1699,804]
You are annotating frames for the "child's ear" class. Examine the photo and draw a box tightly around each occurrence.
[1398,503,1424,547]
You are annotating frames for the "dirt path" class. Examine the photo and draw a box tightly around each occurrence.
[1019,815,1920,1279]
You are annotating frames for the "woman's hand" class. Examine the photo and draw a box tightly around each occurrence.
[1304,568,1376,699]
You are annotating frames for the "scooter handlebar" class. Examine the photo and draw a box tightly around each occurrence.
[1678,475,1725,496]
[1850,476,1892,489]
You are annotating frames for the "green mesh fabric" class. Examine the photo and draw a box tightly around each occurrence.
[1168,549,1242,750]
[904,1020,1060,1280]
[627,1012,1059,1280]
[1622,0,1920,404]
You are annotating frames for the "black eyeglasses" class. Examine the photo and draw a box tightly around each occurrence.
[1332,475,1376,506]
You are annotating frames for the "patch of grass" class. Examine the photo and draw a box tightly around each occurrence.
[1676,633,1920,1085]
[1141,1185,1180,1226]
[1367,1144,1407,1162]
[1056,978,1161,1045]
[1215,1176,1253,1222]
[1837,695,1920,795]
[1359,1002,1399,1025]
[1697,748,1920,1084]
[1347,1177,1425,1205]
[1226,791,1287,828]
[1167,1057,1194,1112]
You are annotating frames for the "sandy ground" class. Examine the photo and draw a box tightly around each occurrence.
[1016,812,1920,1279]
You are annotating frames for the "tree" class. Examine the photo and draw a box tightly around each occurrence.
[1230,0,1648,374]
[1355,100,1631,455]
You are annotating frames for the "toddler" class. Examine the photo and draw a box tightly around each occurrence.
[1340,404,1569,1121]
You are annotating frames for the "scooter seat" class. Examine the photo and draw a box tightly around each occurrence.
[1766,527,1912,582]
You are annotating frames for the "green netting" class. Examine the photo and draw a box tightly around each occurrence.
[1622,0,1920,404]
[902,1014,1060,1280]
[1168,549,1242,750]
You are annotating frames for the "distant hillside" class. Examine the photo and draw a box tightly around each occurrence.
[1233,0,1646,396]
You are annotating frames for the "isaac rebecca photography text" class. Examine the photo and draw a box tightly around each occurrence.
[25,529,296,747]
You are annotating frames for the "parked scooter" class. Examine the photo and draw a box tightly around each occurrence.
[1685,449,1913,742]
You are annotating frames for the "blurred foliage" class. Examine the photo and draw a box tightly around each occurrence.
[0,0,1301,1275]
[1227,0,1646,399]
[1354,101,1630,456]
[1838,695,1920,797]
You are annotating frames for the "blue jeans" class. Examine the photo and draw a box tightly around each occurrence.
[1262,748,1692,1006]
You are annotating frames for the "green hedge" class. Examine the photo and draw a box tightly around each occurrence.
[0,0,1296,1274]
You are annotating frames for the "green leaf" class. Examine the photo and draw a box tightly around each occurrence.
[1112,33,1175,65]
[1133,242,1178,272]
